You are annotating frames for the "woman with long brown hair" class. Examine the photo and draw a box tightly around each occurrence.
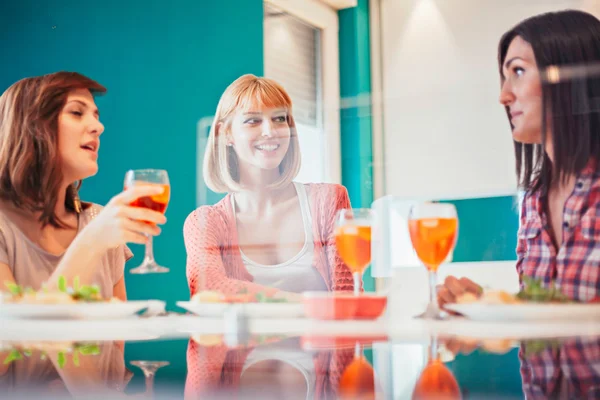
[438,10,600,307]
[0,71,166,300]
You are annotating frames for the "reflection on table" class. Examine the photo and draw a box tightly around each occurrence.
[0,330,598,399]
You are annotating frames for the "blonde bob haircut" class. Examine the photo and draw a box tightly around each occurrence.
[203,74,301,193]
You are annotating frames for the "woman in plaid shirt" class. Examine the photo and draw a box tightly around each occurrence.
[439,10,600,307]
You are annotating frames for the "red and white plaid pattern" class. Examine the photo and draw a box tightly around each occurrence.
[520,337,600,399]
[516,159,600,302]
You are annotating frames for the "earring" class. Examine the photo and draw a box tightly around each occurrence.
[71,183,82,214]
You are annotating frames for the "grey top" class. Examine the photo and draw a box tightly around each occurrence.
[0,203,132,299]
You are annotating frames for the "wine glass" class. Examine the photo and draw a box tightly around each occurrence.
[338,342,376,400]
[130,360,169,397]
[124,169,170,274]
[335,209,374,296]
[408,203,458,319]
[412,337,461,400]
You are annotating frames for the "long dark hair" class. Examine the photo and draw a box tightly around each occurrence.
[498,10,600,194]
[0,71,106,227]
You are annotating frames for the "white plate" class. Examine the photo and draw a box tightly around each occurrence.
[445,302,600,322]
[0,300,163,320]
[177,301,305,318]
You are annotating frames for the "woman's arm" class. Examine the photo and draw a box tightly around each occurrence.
[184,208,280,297]
[112,276,127,301]
[47,185,166,289]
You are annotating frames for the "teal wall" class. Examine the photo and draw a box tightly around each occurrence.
[339,0,376,292]
[0,0,264,310]
[450,349,523,398]
[443,195,520,262]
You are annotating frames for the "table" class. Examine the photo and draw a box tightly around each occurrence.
[1,314,599,398]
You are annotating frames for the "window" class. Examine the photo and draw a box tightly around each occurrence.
[264,0,341,184]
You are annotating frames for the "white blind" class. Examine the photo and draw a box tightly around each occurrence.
[264,3,320,127]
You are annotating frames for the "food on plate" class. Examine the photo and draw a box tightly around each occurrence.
[522,339,561,357]
[482,290,522,305]
[515,276,571,303]
[191,334,288,348]
[1,341,101,368]
[455,292,480,304]
[480,339,513,354]
[454,277,588,305]
[191,288,291,304]
[1,276,117,304]
[191,334,224,347]
[455,290,520,305]
[191,290,223,303]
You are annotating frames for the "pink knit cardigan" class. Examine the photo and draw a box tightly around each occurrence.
[184,183,355,296]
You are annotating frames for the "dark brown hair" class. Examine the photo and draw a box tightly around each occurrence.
[0,71,106,227]
[498,10,600,194]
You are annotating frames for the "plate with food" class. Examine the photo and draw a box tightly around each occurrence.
[0,278,164,320]
[445,277,600,322]
[177,289,305,318]
[0,341,102,368]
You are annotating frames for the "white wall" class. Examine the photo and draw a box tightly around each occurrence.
[373,0,600,294]
[379,0,600,200]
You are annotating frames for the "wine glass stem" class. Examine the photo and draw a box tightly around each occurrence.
[354,342,361,359]
[428,269,438,311]
[145,372,155,396]
[144,234,156,263]
[353,271,361,296]
[429,335,439,362]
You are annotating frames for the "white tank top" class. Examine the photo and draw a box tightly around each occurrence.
[241,339,315,400]
[230,182,328,293]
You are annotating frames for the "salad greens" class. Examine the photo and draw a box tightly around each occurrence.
[522,339,562,357]
[4,276,102,302]
[3,343,101,368]
[236,288,288,303]
[516,276,571,303]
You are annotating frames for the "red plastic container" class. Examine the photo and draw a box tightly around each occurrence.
[303,291,387,320]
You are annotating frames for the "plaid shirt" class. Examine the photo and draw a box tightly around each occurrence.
[516,159,600,301]
[520,337,600,399]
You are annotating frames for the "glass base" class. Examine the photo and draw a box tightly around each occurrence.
[130,262,169,274]
[131,360,170,371]
[415,302,446,320]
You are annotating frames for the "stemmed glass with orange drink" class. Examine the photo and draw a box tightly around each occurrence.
[408,203,458,319]
[124,169,170,274]
[412,337,461,400]
[335,209,373,296]
[339,342,376,400]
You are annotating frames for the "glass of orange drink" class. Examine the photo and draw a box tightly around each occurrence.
[335,209,373,296]
[408,203,458,319]
[124,169,171,274]
[412,337,461,400]
[339,342,376,400]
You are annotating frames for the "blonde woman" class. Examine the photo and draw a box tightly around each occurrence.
[184,74,355,298]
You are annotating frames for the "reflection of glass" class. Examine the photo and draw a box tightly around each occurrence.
[131,361,169,397]
[412,338,461,400]
[124,169,170,274]
[338,342,376,400]
[408,203,458,319]
[335,209,374,296]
